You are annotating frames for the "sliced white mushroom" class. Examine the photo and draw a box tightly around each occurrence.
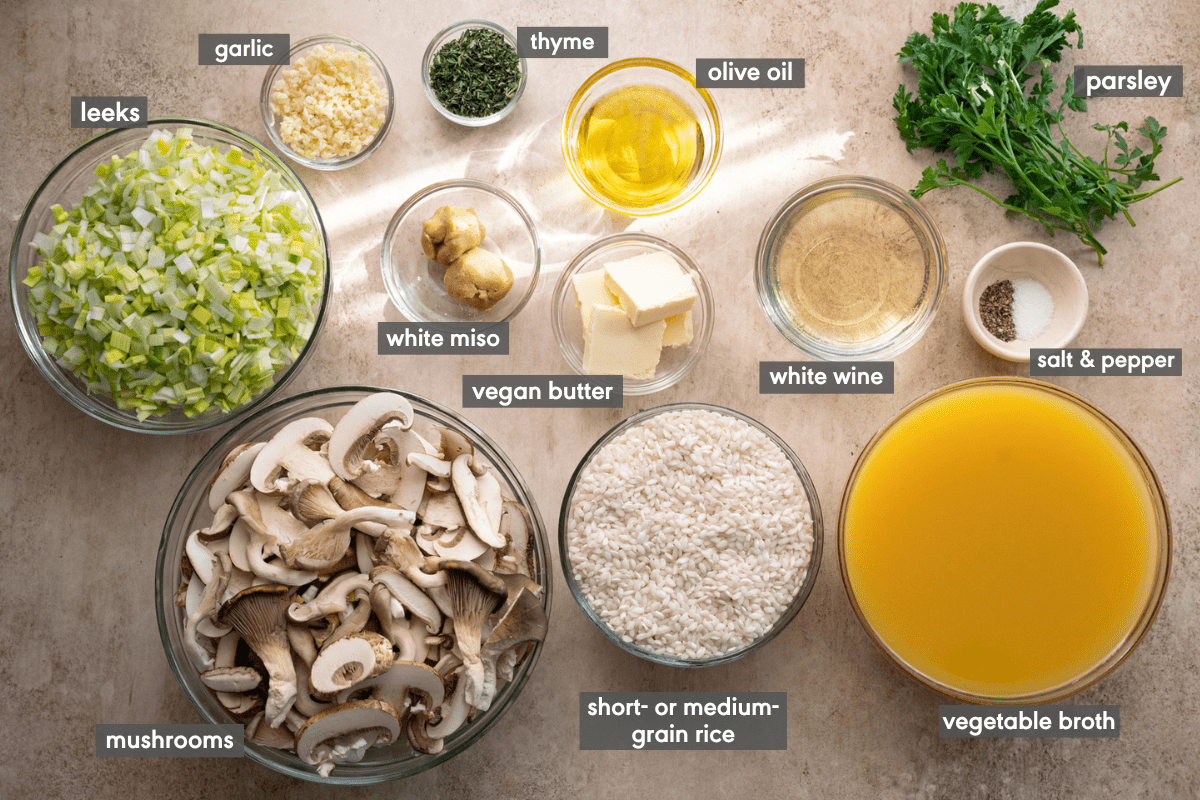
[184,551,231,671]
[374,427,431,512]
[434,528,490,562]
[281,506,414,572]
[293,659,334,717]
[309,631,395,696]
[406,452,452,479]
[251,417,335,494]
[186,531,217,585]
[336,660,444,713]
[294,699,404,775]
[228,518,251,572]
[208,442,266,512]
[326,393,414,481]
[426,669,471,739]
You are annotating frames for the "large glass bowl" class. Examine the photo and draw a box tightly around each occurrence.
[562,58,722,216]
[550,232,713,396]
[9,119,330,434]
[155,386,552,783]
[559,403,823,667]
[839,377,1171,703]
[756,176,946,360]
[261,35,395,170]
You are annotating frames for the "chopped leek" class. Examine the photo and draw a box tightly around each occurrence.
[24,128,324,421]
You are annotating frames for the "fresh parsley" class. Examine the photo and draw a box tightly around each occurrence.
[893,0,1180,264]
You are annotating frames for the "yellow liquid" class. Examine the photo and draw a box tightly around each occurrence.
[574,84,703,210]
[843,382,1159,698]
[776,195,931,347]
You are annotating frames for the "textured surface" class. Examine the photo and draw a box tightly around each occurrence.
[1,0,1197,797]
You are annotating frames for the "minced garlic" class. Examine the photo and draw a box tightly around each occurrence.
[271,45,387,159]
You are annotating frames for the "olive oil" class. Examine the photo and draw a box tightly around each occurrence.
[574,84,703,211]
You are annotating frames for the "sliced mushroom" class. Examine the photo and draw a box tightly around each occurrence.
[281,506,414,572]
[451,455,504,548]
[326,393,414,481]
[227,490,318,586]
[208,442,266,512]
[406,708,443,755]
[374,427,432,512]
[406,452,452,479]
[309,631,395,695]
[200,666,263,693]
[426,669,471,739]
[184,551,231,671]
[288,573,373,623]
[371,565,443,634]
[439,561,506,710]
[217,585,298,728]
[370,583,417,660]
[251,417,335,494]
[294,699,404,776]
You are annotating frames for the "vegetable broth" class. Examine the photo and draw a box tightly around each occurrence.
[573,84,702,210]
[843,382,1159,698]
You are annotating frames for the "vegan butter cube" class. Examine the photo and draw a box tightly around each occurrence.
[584,304,666,380]
[572,269,620,336]
[603,251,698,327]
[662,311,693,347]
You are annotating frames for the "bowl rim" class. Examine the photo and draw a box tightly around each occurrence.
[549,231,714,395]
[421,20,527,127]
[754,174,948,361]
[558,402,824,667]
[260,34,396,170]
[961,241,1089,363]
[7,117,331,434]
[560,57,723,216]
[836,376,1172,704]
[380,178,542,325]
[155,384,553,783]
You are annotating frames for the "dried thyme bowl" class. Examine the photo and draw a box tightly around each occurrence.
[261,35,395,170]
[156,385,551,783]
[422,21,527,126]
[560,403,822,667]
[9,119,329,434]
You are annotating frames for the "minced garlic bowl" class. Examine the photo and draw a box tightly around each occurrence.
[261,36,395,170]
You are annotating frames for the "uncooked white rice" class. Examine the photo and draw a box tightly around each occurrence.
[566,408,814,659]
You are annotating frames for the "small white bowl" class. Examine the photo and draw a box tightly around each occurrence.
[963,242,1088,362]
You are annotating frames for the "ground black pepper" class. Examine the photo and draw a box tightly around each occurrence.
[980,280,1015,341]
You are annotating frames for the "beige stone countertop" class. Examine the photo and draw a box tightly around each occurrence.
[2,0,1197,797]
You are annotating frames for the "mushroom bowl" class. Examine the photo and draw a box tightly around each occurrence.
[156,386,551,783]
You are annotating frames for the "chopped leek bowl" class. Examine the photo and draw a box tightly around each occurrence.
[10,119,329,434]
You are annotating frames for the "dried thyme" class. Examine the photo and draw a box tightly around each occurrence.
[429,28,521,118]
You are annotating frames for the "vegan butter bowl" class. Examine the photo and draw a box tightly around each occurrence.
[156,386,552,783]
[839,377,1170,703]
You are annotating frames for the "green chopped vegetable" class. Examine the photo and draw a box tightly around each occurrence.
[893,0,1181,264]
[24,128,325,420]
[429,28,521,118]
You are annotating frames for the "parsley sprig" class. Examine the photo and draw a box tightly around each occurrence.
[893,0,1181,264]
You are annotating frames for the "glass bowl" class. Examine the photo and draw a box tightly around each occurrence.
[9,118,329,434]
[561,58,722,216]
[839,377,1171,704]
[261,35,395,170]
[155,385,552,783]
[756,176,947,360]
[550,232,713,396]
[559,403,823,667]
[381,180,540,324]
[421,21,527,127]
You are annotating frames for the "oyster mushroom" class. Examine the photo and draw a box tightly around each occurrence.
[371,565,443,635]
[280,506,414,571]
[326,393,414,482]
[290,479,344,525]
[475,572,547,710]
[294,699,405,777]
[217,585,297,727]
[288,573,373,623]
[227,491,318,586]
[375,529,448,589]
[439,560,506,710]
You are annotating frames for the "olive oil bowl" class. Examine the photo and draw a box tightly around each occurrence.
[562,58,722,216]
